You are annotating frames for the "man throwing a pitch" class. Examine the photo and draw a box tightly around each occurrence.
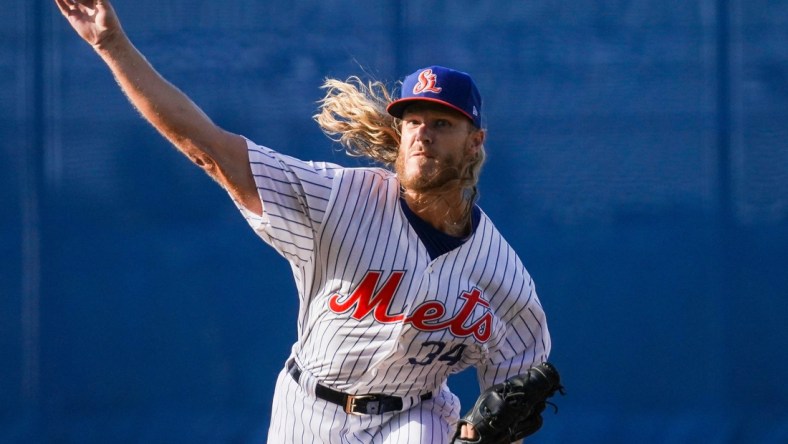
[55,1,562,442]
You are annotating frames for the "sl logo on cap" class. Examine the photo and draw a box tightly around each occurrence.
[413,69,442,94]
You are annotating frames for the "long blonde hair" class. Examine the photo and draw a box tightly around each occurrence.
[313,77,400,165]
[313,76,486,209]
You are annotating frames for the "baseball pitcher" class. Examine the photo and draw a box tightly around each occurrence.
[55,1,563,442]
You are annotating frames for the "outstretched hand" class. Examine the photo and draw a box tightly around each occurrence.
[53,0,122,48]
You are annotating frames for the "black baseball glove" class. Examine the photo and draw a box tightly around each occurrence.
[452,362,564,444]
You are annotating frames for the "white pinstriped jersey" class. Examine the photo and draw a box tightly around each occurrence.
[235,138,551,397]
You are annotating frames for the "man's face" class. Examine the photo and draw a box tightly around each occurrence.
[395,103,483,193]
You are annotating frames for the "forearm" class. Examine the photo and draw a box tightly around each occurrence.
[94,33,226,166]
[55,0,260,214]
[90,32,260,213]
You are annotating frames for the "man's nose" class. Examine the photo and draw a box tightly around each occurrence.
[415,124,432,144]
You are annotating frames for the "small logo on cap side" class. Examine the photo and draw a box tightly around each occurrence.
[413,69,442,94]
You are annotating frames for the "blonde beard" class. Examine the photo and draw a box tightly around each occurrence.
[395,149,475,228]
[395,153,463,194]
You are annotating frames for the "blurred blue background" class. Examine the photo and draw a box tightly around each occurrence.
[2,1,787,443]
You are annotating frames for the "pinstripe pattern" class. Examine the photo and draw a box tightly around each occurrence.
[233,139,551,443]
[269,366,461,443]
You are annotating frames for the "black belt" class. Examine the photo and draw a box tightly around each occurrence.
[287,360,432,415]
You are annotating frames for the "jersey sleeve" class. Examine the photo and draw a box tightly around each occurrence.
[233,138,340,266]
[476,275,552,389]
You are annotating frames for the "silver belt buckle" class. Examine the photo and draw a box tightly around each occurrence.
[345,394,380,415]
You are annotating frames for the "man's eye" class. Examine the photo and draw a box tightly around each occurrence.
[435,120,450,128]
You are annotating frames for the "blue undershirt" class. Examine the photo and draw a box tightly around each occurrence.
[399,197,481,260]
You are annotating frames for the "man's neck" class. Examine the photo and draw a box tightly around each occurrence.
[401,189,472,238]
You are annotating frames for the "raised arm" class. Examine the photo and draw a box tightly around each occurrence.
[54,0,262,215]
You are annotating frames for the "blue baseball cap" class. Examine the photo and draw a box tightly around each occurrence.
[387,66,483,128]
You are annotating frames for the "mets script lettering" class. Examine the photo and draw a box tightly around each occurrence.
[328,271,492,342]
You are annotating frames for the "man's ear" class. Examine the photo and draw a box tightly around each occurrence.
[468,128,486,155]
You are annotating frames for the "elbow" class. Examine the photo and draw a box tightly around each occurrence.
[188,151,218,173]
[191,152,215,170]
[186,149,230,187]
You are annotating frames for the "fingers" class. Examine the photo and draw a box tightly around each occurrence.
[53,0,73,14]
[55,0,104,12]
[54,0,90,10]
[460,424,478,439]
[54,0,93,17]
[65,0,96,6]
